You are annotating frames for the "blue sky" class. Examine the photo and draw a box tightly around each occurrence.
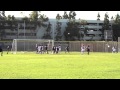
[5,11,120,20]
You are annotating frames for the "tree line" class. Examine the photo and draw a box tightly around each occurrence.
[0,11,120,41]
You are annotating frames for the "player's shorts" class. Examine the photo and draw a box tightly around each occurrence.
[113,49,116,52]
[81,49,85,52]
[59,48,61,51]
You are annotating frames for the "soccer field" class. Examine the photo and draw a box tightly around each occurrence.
[0,52,120,79]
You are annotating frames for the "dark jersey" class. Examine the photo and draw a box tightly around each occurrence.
[0,46,2,52]
[66,46,69,51]
[87,46,90,51]
[52,46,55,50]
[45,45,48,50]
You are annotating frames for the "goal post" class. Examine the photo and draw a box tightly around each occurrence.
[11,39,54,54]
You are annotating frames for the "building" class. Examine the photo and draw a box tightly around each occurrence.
[0,19,113,41]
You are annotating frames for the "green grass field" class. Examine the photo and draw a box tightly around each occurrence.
[0,51,120,79]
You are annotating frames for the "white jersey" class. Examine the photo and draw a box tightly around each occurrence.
[38,46,41,52]
[41,46,44,51]
[81,46,85,52]
[112,47,116,52]
[58,46,61,51]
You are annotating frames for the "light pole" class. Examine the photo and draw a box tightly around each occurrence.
[24,20,26,39]
[111,17,113,41]
[20,12,26,39]
[105,30,108,53]
[106,30,107,42]
[17,23,20,39]
[68,32,70,41]
[68,32,70,46]
[53,22,55,41]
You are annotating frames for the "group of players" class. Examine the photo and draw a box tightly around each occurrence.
[81,45,90,55]
[36,44,49,54]
[35,43,91,55]
[81,44,118,54]
[36,44,69,54]
[0,43,118,56]
[0,44,90,56]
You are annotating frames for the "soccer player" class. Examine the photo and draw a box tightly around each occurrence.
[58,45,61,53]
[65,45,69,53]
[38,45,41,54]
[36,44,38,53]
[41,45,44,54]
[112,46,116,53]
[7,45,10,54]
[81,45,85,55]
[44,45,48,54]
[86,45,90,55]
[56,46,59,54]
[52,46,56,54]
[0,45,3,56]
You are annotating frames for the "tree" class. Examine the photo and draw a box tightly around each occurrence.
[64,11,81,41]
[29,11,39,21]
[63,11,78,41]
[0,22,6,40]
[7,15,12,21]
[56,14,62,20]
[114,14,120,24]
[102,12,110,40]
[0,11,6,20]
[111,16,113,20]
[6,15,18,39]
[0,12,6,40]
[26,11,49,39]
[62,11,69,19]
[2,11,5,17]
[79,19,88,40]
[97,12,100,20]
[80,19,87,27]
[42,22,52,39]
[55,14,62,41]
[68,11,76,20]
[112,14,120,41]
[7,15,16,28]
[39,14,49,22]
[22,16,29,22]
[29,11,49,27]
[112,23,120,41]
[103,12,110,30]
